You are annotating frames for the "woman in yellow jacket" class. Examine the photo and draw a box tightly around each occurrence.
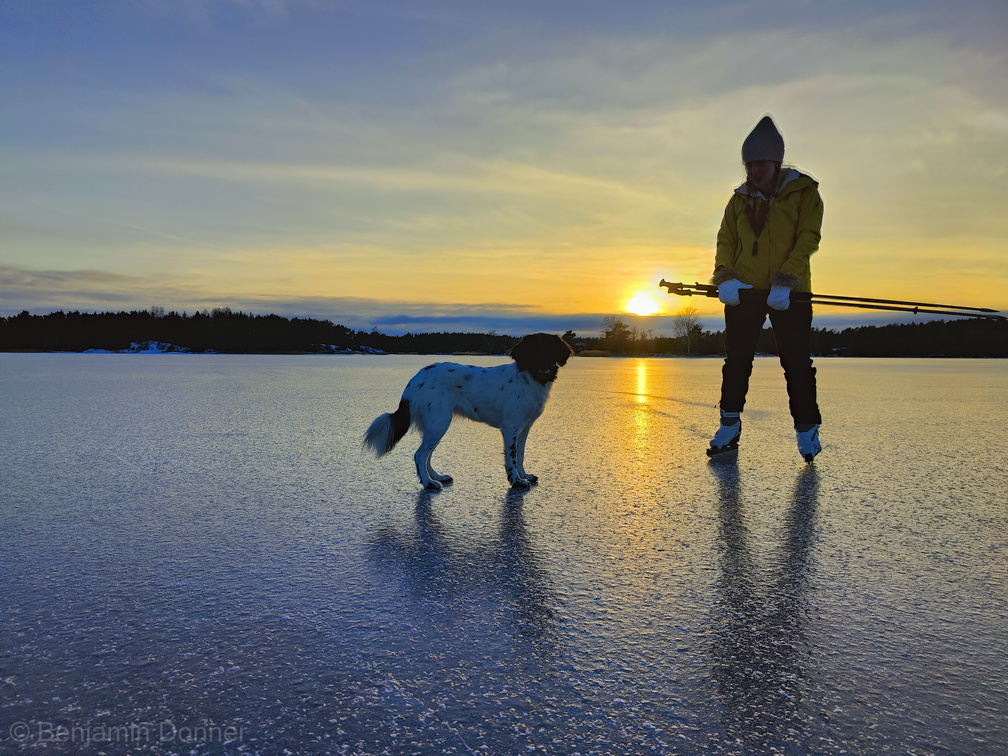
[709,115,823,462]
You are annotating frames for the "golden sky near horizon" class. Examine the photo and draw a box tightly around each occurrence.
[2,0,1006,334]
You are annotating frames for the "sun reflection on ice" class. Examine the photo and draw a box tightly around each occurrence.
[602,358,673,476]
[630,358,652,445]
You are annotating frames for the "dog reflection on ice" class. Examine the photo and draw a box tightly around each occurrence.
[364,333,574,490]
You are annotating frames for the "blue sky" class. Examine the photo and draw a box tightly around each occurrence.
[2,0,1006,335]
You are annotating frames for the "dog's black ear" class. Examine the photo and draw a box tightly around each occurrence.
[507,335,530,363]
[554,336,574,366]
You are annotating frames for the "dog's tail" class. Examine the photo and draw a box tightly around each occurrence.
[363,399,412,457]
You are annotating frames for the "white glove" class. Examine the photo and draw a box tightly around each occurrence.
[717,279,753,306]
[767,285,791,311]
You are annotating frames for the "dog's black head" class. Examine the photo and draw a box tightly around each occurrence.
[509,333,574,385]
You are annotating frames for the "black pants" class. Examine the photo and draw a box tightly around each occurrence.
[719,298,822,426]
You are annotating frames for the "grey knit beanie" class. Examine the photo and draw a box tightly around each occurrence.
[741,115,785,163]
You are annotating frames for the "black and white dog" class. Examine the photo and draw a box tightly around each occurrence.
[363,333,574,489]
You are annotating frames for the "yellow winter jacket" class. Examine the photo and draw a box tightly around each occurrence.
[713,169,823,292]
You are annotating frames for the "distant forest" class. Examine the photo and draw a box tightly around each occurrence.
[0,308,1005,358]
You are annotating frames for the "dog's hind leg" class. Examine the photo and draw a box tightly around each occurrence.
[413,418,453,490]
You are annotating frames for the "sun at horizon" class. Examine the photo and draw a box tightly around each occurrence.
[625,290,663,317]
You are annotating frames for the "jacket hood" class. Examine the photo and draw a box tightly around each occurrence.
[734,168,817,199]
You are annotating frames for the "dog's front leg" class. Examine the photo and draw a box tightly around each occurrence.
[515,425,536,484]
[502,425,533,488]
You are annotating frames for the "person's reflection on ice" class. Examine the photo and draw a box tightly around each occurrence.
[707,462,820,753]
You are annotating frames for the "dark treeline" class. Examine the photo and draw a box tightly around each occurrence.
[0,309,519,355]
[0,308,1005,357]
[0,308,355,354]
[808,319,1007,358]
[586,316,1006,358]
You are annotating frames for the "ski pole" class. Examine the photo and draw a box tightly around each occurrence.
[658,280,1005,320]
[794,299,1005,319]
[795,291,998,314]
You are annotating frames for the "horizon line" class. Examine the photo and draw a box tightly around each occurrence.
[3,304,1001,338]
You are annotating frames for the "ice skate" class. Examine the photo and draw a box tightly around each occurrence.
[707,411,741,457]
[796,423,821,463]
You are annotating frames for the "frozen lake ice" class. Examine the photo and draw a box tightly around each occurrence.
[0,353,1006,755]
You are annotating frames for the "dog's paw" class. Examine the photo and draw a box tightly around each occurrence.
[523,474,538,485]
[423,480,443,491]
[433,474,453,484]
[510,478,534,489]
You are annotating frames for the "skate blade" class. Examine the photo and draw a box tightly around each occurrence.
[706,443,739,459]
